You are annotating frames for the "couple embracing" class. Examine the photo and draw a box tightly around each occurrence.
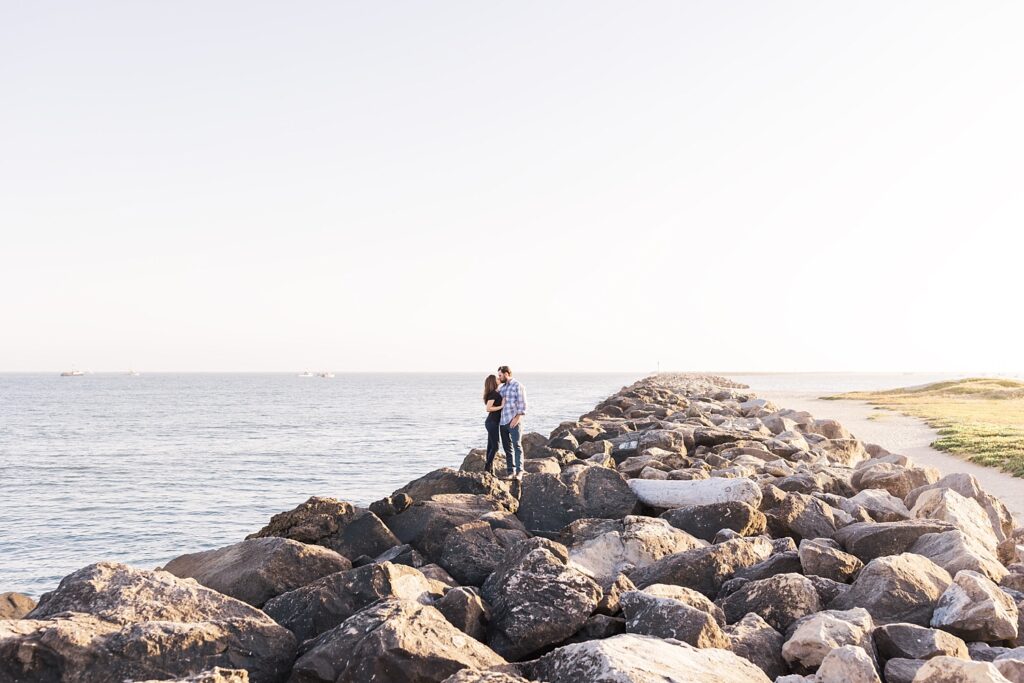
[482,365,527,480]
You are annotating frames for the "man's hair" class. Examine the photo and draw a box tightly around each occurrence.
[498,365,512,375]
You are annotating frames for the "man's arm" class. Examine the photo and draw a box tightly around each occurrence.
[510,383,527,428]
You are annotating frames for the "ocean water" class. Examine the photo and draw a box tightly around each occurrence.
[0,372,640,597]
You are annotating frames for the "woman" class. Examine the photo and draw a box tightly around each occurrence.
[483,374,504,474]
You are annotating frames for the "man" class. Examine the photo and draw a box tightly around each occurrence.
[497,365,527,480]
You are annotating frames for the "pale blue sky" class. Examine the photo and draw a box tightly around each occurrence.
[3,2,1022,372]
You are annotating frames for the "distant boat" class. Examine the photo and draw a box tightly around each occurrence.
[60,370,84,377]
[298,370,314,378]
[127,369,140,376]
[317,371,335,379]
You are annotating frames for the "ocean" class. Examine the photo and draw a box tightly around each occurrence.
[0,372,639,597]
[2,370,1009,598]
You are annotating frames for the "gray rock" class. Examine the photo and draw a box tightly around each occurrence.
[162,537,351,607]
[873,623,969,661]
[910,656,1014,682]
[930,570,1019,642]
[247,496,400,560]
[775,493,839,541]
[660,501,767,541]
[439,520,528,586]
[781,608,875,673]
[629,536,773,597]
[725,612,788,679]
[833,519,955,562]
[829,553,952,626]
[883,658,927,683]
[289,598,506,683]
[619,590,731,648]
[909,530,1007,584]
[519,633,773,682]
[816,645,880,683]
[435,587,490,642]
[262,560,436,643]
[516,467,638,535]
[719,573,822,632]
[798,538,863,582]
[386,494,512,562]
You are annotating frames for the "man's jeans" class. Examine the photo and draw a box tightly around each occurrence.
[499,421,523,474]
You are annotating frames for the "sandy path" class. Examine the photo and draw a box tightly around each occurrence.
[753,389,1024,525]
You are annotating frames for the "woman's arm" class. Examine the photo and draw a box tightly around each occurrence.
[485,399,503,413]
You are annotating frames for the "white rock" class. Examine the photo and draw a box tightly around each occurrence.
[628,477,762,509]
[912,656,1013,683]
[912,488,999,551]
[849,489,911,521]
[930,570,1019,642]
[523,633,772,683]
[567,516,706,584]
[781,608,874,671]
[816,645,880,683]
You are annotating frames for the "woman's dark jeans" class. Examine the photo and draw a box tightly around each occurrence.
[484,419,501,472]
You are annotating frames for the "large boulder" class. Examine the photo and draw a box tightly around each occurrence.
[8,562,295,683]
[773,492,840,541]
[519,633,773,682]
[660,502,767,541]
[619,590,731,648]
[247,496,399,560]
[516,467,638,535]
[849,489,911,522]
[629,536,773,596]
[851,463,939,499]
[719,573,822,632]
[725,613,788,679]
[628,477,762,509]
[262,561,436,643]
[930,570,1019,642]
[0,592,35,619]
[386,494,512,562]
[906,473,1015,544]
[564,516,706,584]
[289,599,506,683]
[781,608,875,673]
[873,623,969,661]
[439,519,530,586]
[394,468,519,512]
[910,656,1013,682]
[816,645,880,683]
[162,537,351,607]
[435,586,490,642]
[481,539,602,660]
[798,538,863,583]
[829,553,952,626]
[909,530,1008,583]
[911,488,1001,551]
[833,519,955,562]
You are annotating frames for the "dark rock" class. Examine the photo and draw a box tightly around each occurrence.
[394,468,519,512]
[807,575,849,605]
[289,599,505,683]
[798,538,863,582]
[561,614,626,644]
[660,501,767,541]
[0,592,35,620]
[481,539,602,661]
[419,563,459,587]
[436,586,490,642]
[883,658,927,683]
[439,520,529,586]
[833,519,955,562]
[873,623,969,661]
[262,561,436,643]
[386,493,511,562]
[369,493,413,518]
[629,536,773,597]
[248,496,400,560]
[828,553,952,626]
[734,550,803,582]
[620,590,731,648]
[774,493,839,541]
[726,612,788,679]
[374,543,426,567]
[719,573,822,631]
[163,537,351,607]
[442,671,532,683]
[516,467,638,535]
[15,562,295,683]
[595,572,636,616]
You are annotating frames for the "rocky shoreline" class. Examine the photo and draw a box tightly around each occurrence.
[3,373,1024,682]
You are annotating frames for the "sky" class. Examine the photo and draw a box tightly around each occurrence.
[2,1,1022,373]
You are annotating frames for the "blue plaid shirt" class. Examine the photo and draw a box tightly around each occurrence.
[498,379,527,426]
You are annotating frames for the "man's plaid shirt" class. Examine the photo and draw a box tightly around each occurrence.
[498,379,527,426]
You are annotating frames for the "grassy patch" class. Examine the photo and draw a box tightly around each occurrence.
[825,377,1024,477]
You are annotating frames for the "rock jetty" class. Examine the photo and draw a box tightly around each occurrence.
[3,373,1024,682]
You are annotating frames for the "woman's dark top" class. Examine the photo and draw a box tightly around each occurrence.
[485,390,503,424]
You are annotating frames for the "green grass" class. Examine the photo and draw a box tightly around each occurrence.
[824,377,1024,477]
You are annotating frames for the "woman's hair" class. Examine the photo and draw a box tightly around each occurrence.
[483,374,499,401]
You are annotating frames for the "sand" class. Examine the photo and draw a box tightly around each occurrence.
[755,390,1024,525]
